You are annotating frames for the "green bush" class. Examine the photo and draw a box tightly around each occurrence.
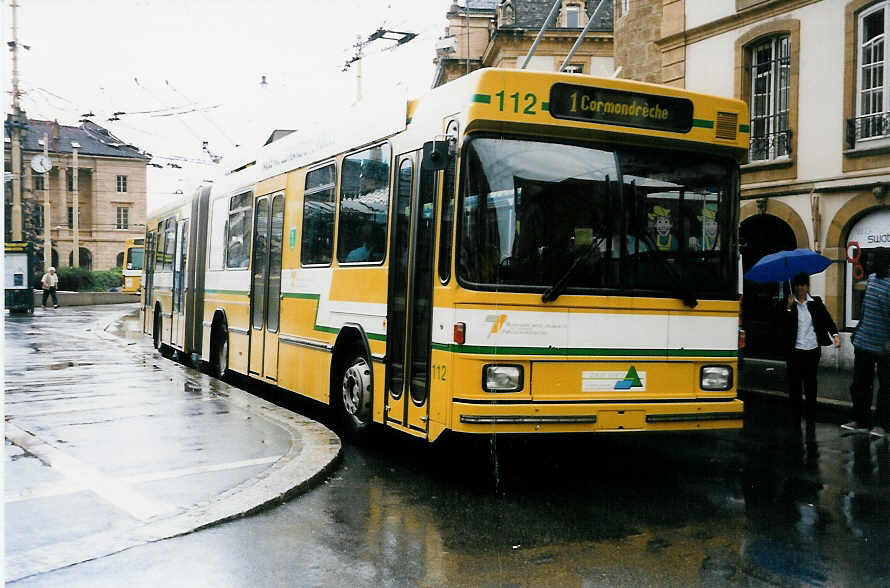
[90,268,123,292]
[55,267,123,292]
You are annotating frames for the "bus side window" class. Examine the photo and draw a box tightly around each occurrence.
[302,163,337,266]
[226,191,253,269]
[337,144,391,264]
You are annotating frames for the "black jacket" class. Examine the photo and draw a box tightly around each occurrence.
[781,295,839,353]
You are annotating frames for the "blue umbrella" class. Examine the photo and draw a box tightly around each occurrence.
[744,248,832,283]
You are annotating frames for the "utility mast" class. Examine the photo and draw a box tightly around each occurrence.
[8,0,25,241]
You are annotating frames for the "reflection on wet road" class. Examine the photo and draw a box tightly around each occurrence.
[8,308,890,586]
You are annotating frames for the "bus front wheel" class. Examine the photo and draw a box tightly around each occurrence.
[340,354,372,434]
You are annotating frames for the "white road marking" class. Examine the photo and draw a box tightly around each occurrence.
[6,423,170,520]
[5,449,281,505]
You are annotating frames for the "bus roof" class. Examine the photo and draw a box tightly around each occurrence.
[205,68,749,200]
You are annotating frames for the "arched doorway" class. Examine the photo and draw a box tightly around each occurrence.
[740,214,797,359]
[68,247,93,271]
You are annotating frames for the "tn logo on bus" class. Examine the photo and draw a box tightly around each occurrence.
[486,314,508,336]
[582,367,647,392]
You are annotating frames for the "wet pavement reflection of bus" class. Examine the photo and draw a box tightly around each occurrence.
[15,385,890,587]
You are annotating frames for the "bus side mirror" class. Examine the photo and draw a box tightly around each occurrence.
[422,139,453,171]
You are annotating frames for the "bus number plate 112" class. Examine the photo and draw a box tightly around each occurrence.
[548,83,694,133]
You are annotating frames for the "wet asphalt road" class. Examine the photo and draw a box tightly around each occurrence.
[7,306,890,586]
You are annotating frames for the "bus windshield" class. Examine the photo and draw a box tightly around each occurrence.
[457,135,738,300]
[127,247,144,270]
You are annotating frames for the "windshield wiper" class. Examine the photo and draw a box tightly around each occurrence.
[542,243,601,303]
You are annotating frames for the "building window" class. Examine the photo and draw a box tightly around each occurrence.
[116,206,130,229]
[856,3,889,141]
[563,63,584,74]
[34,204,44,230]
[67,206,81,229]
[749,35,791,161]
[621,0,630,16]
[67,168,74,192]
[117,175,128,193]
[565,5,580,27]
[33,174,44,191]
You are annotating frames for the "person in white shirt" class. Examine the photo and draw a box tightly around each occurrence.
[41,267,59,308]
[782,272,840,421]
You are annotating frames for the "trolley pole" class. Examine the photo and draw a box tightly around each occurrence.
[72,146,79,268]
[43,135,51,270]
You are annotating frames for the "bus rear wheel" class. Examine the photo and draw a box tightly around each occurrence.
[153,312,173,358]
[340,354,372,434]
[211,327,228,380]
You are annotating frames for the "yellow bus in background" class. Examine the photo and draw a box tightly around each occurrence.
[144,68,749,442]
[122,238,144,293]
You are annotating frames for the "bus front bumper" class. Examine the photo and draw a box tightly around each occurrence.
[451,399,744,434]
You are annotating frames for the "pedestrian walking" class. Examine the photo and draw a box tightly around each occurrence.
[41,267,59,308]
[782,272,841,421]
[842,250,890,438]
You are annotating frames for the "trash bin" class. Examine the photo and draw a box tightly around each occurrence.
[5,241,34,314]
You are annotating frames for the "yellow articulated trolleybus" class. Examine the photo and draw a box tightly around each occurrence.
[143,68,749,442]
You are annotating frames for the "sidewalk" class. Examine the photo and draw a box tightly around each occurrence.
[4,305,341,582]
[740,357,856,413]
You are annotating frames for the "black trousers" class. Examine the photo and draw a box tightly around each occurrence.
[42,287,58,306]
[788,347,821,418]
[850,347,890,429]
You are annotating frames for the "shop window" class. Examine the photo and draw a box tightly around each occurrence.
[845,208,890,327]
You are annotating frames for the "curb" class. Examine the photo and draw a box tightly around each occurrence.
[5,307,342,582]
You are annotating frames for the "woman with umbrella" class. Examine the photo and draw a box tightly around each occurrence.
[745,249,841,422]
[781,272,841,422]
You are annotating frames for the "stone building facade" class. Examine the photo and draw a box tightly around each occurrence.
[4,118,149,272]
[434,0,615,88]
[610,0,890,366]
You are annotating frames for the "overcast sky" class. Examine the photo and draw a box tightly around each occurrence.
[5,0,454,211]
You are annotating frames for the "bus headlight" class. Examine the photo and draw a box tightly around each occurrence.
[483,365,523,392]
[700,365,733,391]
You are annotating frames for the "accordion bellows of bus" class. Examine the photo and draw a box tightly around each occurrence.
[142,68,749,442]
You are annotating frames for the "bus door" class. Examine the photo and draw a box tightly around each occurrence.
[171,219,189,347]
[143,231,155,333]
[385,151,437,436]
[249,193,285,381]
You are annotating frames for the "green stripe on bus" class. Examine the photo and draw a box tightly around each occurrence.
[205,289,249,296]
[472,93,491,104]
[432,343,736,357]
[281,292,386,342]
[738,124,750,133]
[692,119,714,129]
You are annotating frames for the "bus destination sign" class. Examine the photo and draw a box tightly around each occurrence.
[549,83,694,133]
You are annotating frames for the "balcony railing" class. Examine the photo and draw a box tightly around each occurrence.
[846,112,890,149]
[749,128,792,162]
